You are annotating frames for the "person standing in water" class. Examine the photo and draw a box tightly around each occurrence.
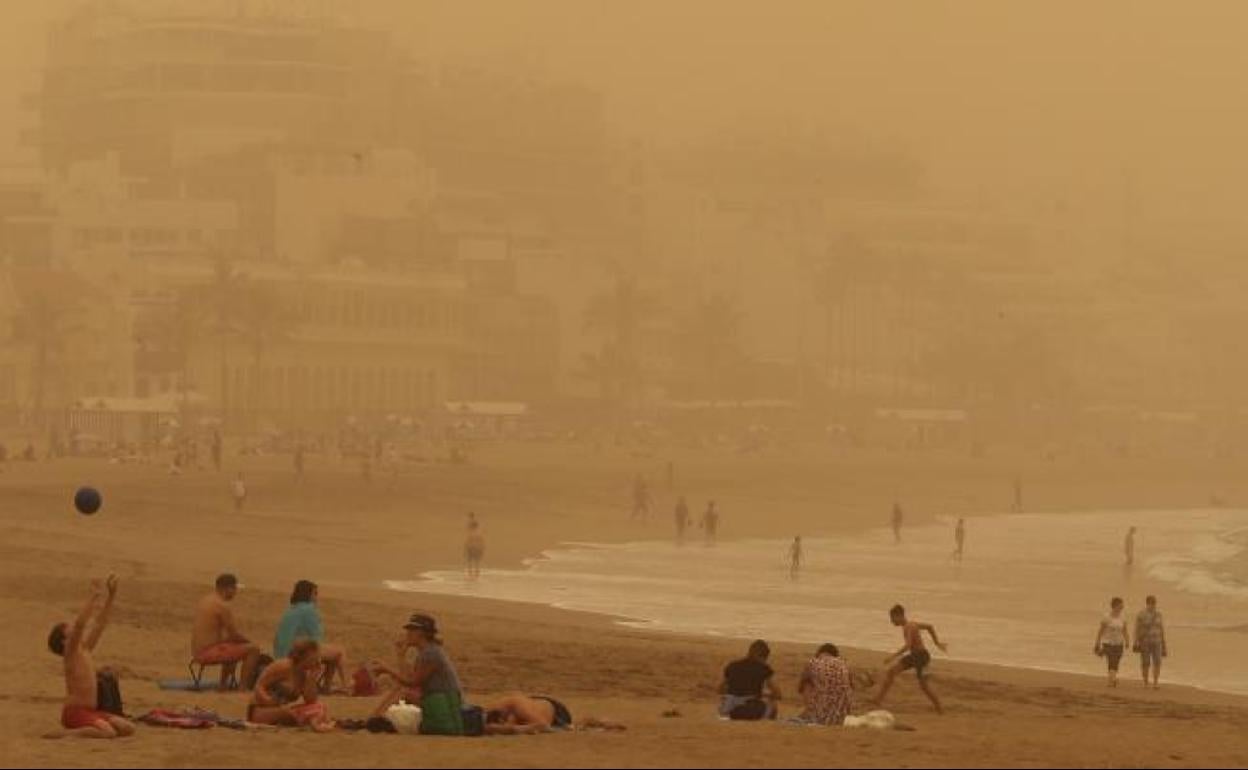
[1124,527,1137,567]
[231,472,247,513]
[631,474,651,521]
[952,518,966,561]
[788,536,803,580]
[1093,596,1130,688]
[891,503,904,544]
[464,521,485,581]
[674,496,690,544]
[701,501,720,545]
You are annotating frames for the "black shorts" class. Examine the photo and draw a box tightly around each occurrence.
[1101,644,1124,672]
[899,649,931,677]
[532,695,573,729]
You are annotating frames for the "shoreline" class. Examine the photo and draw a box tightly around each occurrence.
[4,448,1248,766]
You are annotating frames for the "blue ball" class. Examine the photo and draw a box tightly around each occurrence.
[74,487,102,515]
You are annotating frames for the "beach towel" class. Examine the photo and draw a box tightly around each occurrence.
[138,709,216,729]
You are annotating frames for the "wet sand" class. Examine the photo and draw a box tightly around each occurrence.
[2,445,1247,767]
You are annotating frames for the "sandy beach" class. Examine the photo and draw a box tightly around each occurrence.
[3,444,1248,768]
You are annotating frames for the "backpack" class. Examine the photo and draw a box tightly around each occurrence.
[460,705,485,737]
[97,671,124,716]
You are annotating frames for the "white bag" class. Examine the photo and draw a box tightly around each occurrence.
[843,709,896,730]
[385,701,423,735]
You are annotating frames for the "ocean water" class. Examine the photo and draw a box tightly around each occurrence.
[387,508,1248,694]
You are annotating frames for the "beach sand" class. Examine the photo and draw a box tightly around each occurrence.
[2,445,1247,768]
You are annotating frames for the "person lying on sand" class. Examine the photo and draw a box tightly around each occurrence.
[45,576,135,739]
[483,694,627,734]
[247,638,335,732]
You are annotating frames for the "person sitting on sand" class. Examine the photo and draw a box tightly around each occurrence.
[1094,597,1130,688]
[46,576,135,739]
[719,639,781,720]
[796,643,853,726]
[273,580,348,692]
[247,638,334,732]
[191,573,262,690]
[370,614,465,735]
[874,604,947,714]
[483,694,626,734]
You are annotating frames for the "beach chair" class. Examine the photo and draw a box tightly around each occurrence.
[188,651,239,690]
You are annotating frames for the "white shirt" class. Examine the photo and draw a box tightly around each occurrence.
[1101,614,1127,646]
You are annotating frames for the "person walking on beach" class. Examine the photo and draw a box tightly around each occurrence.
[891,502,904,544]
[1133,595,1167,689]
[701,500,720,545]
[1093,596,1130,688]
[1124,527,1136,568]
[952,518,966,561]
[874,603,947,713]
[231,472,247,513]
[788,536,803,580]
[631,474,651,521]
[674,496,690,543]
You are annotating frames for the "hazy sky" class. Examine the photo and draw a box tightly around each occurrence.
[4,1,1248,228]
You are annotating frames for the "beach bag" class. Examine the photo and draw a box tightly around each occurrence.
[96,671,124,716]
[385,701,423,735]
[461,705,485,737]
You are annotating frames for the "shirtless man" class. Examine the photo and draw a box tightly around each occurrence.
[483,694,624,734]
[874,603,948,713]
[788,536,803,580]
[191,573,262,690]
[46,576,135,738]
[953,518,966,561]
[891,502,904,544]
[248,638,334,731]
[231,473,247,513]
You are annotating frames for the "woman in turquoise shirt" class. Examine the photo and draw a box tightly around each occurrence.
[274,580,349,692]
